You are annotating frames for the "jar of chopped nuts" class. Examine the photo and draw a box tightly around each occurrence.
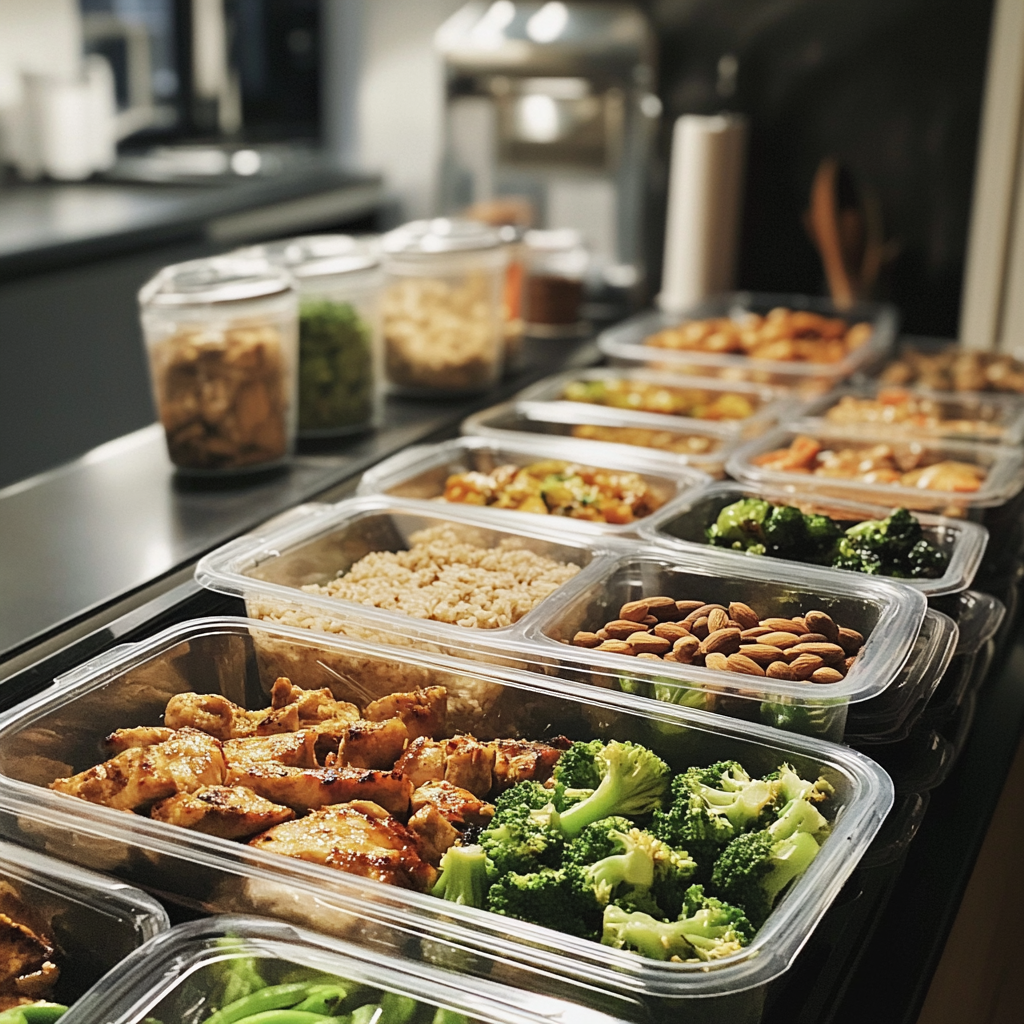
[380,219,508,396]
[139,255,299,474]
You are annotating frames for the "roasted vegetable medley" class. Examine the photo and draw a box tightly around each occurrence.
[563,379,758,421]
[706,500,949,578]
[442,460,663,523]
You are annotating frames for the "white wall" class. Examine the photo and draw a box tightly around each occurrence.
[322,0,465,220]
[0,0,81,107]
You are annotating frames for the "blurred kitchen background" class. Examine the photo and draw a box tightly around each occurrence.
[0,0,999,487]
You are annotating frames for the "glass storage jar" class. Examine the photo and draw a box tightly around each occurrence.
[139,255,298,474]
[380,218,508,396]
[522,228,589,336]
[243,235,382,436]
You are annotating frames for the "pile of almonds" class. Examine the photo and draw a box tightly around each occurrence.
[571,597,864,684]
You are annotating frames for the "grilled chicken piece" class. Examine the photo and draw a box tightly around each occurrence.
[363,687,447,740]
[223,732,318,769]
[393,737,446,788]
[443,735,494,797]
[270,678,360,724]
[164,692,261,740]
[411,780,494,828]
[490,738,564,792]
[102,726,175,755]
[249,800,436,890]
[407,804,460,863]
[0,912,58,1009]
[150,785,295,839]
[226,762,412,817]
[50,727,225,811]
[253,704,300,736]
[337,718,409,769]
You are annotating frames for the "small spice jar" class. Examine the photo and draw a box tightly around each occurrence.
[138,255,298,474]
[522,228,589,337]
[380,218,508,396]
[243,235,381,436]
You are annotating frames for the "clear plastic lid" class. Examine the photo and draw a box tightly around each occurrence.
[638,480,989,597]
[727,425,1024,513]
[859,790,930,870]
[241,234,380,278]
[356,434,712,538]
[139,254,293,306]
[60,915,637,1024]
[0,615,893,1003]
[383,218,503,255]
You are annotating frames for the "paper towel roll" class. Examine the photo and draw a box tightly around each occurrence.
[658,114,748,313]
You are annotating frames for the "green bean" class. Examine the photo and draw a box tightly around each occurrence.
[203,982,322,1024]
[377,992,417,1023]
[229,1013,342,1024]
[348,1006,382,1024]
[431,1010,471,1024]
[0,1004,67,1024]
[292,985,350,1014]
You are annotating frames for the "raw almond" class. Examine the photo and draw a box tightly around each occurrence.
[604,619,653,640]
[597,639,635,655]
[705,652,729,671]
[675,599,706,616]
[756,631,802,649]
[838,627,865,655]
[726,653,765,676]
[699,627,742,656]
[572,631,602,648]
[636,652,664,661]
[642,615,659,626]
[626,632,672,655]
[765,660,796,680]
[653,622,692,643]
[811,667,844,684]
[804,610,839,643]
[673,635,701,662]
[646,596,682,621]
[796,633,830,645]
[683,603,727,624]
[738,643,788,665]
[690,616,710,640]
[729,601,760,631]
[760,617,809,634]
[845,655,859,671]
[707,608,730,633]
[662,651,681,663]
[619,599,650,622]
[596,628,610,640]
[789,653,824,679]
[741,626,771,639]
[788,642,845,663]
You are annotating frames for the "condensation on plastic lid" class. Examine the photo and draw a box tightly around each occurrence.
[139,255,293,306]
[244,235,380,278]
[382,217,503,255]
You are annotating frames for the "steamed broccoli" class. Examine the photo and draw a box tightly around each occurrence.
[486,867,596,938]
[831,507,947,578]
[431,844,492,908]
[709,828,821,925]
[555,741,672,839]
[759,698,840,738]
[478,802,564,876]
[907,537,949,577]
[651,779,736,880]
[705,498,770,550]
[803,512,843,556]
[675,761,780,833]
[762,504,808,555]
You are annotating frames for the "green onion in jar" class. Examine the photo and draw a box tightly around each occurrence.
[298,299,374,433]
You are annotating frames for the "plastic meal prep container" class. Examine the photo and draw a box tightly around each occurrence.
[462,399,736,478]
[514,368,796,439]
[355,435,711,538]
[0,616,893,1024]
[61,915,640,1024]
[638,480,989,597]
[796,383,1024,445]
[0,839,168,1009]
[596,293,898,393]
[726,425,1024,516]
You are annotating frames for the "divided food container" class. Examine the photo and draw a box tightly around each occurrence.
[463,399,741,477]
[356,435,711,538]
[514,368,796,440]
[0,839,168,1009]
[596,293,898,392]
[0,616,893,1023]
[727,425,1024,515]
[195,496,929,741]
[61,915,638,1024]
[638,480,989,597]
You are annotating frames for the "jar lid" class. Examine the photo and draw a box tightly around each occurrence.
[524,228,585,252]
[139,255,292,306]
[244,235,380,279]
[382,218,503,255]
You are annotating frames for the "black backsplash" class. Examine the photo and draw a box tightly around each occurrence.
[646,0,994,336]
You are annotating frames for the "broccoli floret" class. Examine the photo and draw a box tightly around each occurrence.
[478,803,564,876]
[616,675,652,698]
[770,763,835,806]
[563,817,638,864]
[675,884,754,960]
[553,739,606,790]
[557,741,671,839]
[486,868,596,938]
[651,784,736,882]
[675,761,780,833]
[706,498,771,550]
[803,512,844,548]
[907,537,949,578]
[759,698,838,738]
[769,798,829,841]
[710,829,821,925]
[651,679,709,711]
[430,844,492,908]
[834,508,946,579]
[830,535,883,574]
[762,504,808,556]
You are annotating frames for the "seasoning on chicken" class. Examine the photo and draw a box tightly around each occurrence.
[164,693,263,740]
[102,726,175,755]
[270,677,360,725]
[393,736,446,788]
[150,784,295,839]
[248,800,436,890]
[406,804,460,863]
[443,735,495,797]
[364,687,447,740]
[0,904,59,1011]
[336,718,409,769]
[410,780,494,828]
[223,732,319,770]
[49,727,225,811]
[226,762,412,818]
[490,738,564,792]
